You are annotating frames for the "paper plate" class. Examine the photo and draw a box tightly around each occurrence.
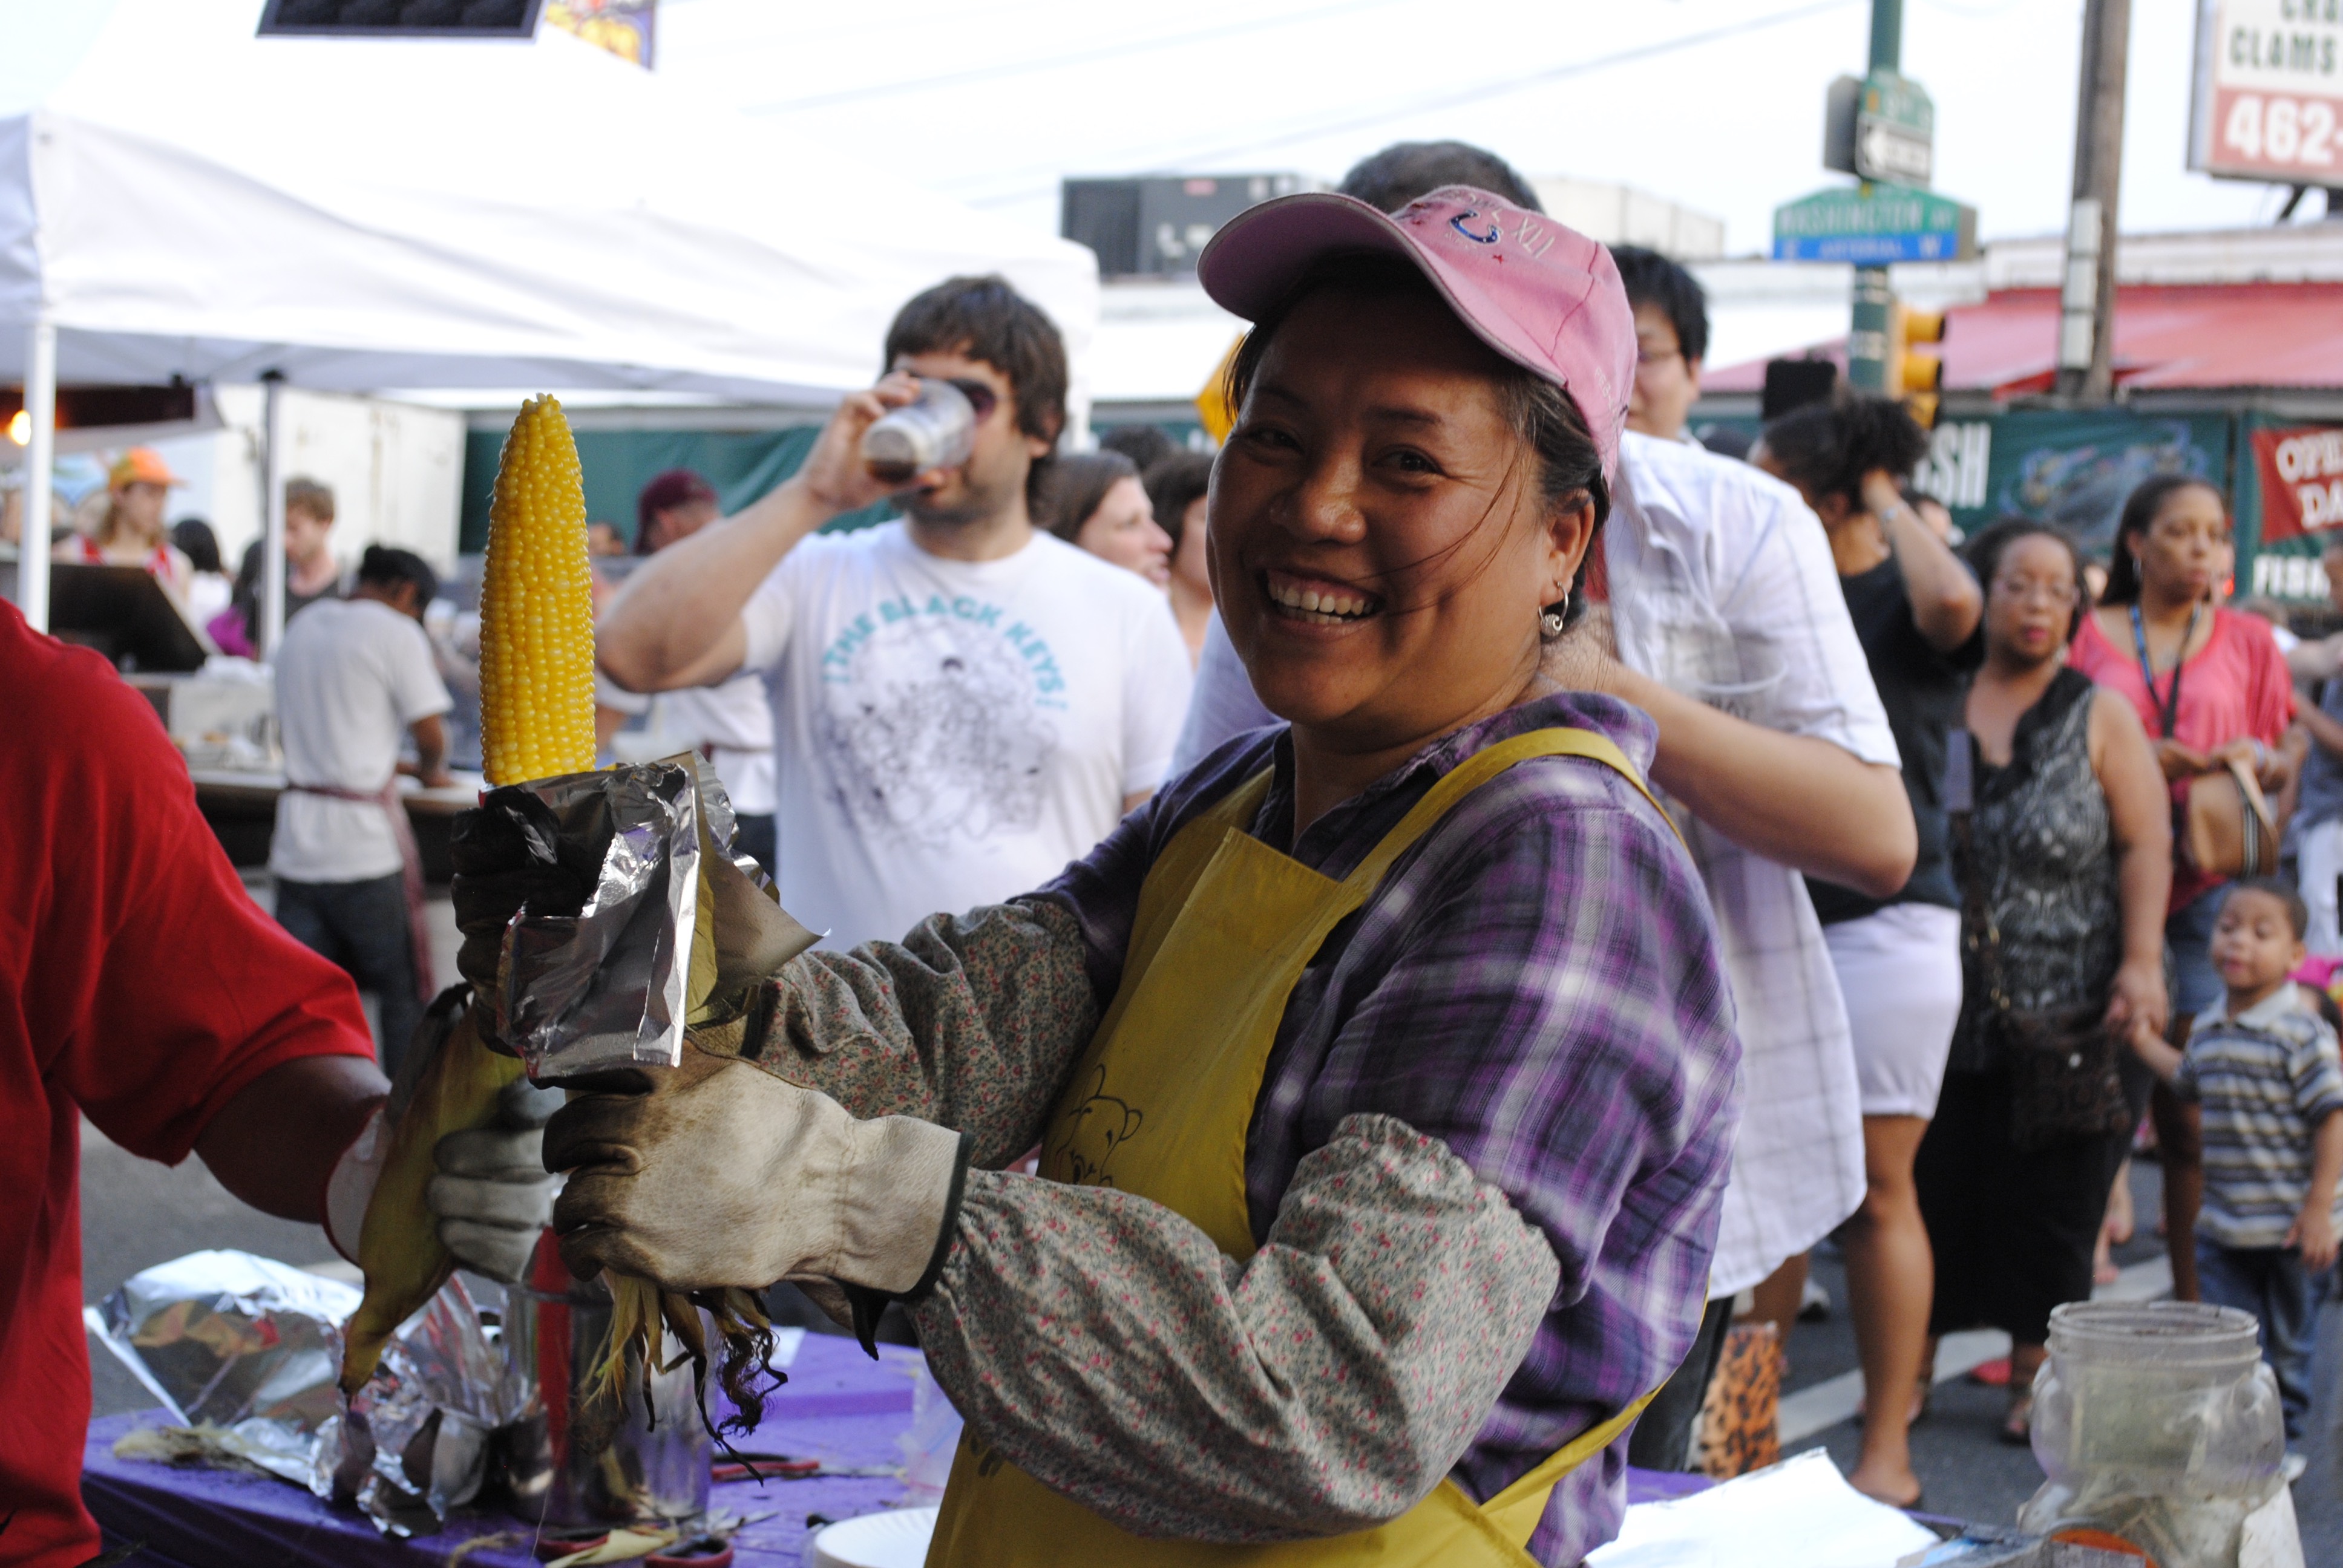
[804,1506,939,1568]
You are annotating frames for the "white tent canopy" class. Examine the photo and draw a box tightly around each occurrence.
[1,0,1099,633]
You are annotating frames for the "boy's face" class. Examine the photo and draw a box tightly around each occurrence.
[2210,889,2307,998]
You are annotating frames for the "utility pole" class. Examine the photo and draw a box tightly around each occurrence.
[1846,0,1901,394]
[2056,0,2130,401]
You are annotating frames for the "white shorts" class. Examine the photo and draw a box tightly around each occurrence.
[1823,902,1964,1119]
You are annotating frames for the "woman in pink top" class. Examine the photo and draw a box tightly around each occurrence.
[2069,473,2294,1301]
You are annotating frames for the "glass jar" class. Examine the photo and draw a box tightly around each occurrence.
[2017,1301,2293,1567]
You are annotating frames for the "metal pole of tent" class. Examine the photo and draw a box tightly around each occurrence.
[259,371,287,659]
[18,315,56,633]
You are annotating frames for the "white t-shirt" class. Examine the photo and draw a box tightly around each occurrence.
[1605,430,1898,1296]
[270,596,452,883]
[618,673,779,816]
[739,523,1193,950]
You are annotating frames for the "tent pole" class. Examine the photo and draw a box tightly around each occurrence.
[259,371,287,659]
[19,315,56,633]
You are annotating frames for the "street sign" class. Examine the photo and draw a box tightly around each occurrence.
[2187,0,2343,184]
[1772,184,1977,264]
[1856,70,1935,185]
[1824,70,1936,186]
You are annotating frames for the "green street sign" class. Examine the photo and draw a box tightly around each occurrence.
[1772,183,1976,264]
[1856,69,1935,184]
[1862,70,1933,137]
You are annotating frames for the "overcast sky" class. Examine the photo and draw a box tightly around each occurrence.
[656,0,2310,257]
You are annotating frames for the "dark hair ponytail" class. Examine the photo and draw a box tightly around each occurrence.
[1760,393,1930,510]
[356,543,438,607]
[2096,474,2226,607]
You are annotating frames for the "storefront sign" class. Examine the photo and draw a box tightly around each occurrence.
[2189,0,2343,183]
[2255,423,2343,540]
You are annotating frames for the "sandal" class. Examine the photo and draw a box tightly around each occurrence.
[2000,1394,2034,1446]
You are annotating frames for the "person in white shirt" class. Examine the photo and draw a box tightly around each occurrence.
[270,546,453,1077]
[1170,146,1915,1480]
[600,469,782,874]
[599,276,1193,950]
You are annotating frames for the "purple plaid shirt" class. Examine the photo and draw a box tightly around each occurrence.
[1041,689,1741,1563]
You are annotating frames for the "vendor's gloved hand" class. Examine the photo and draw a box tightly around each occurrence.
[425,1077,568,1283]
[543,1050,969,1295]
[448,801,592,1037]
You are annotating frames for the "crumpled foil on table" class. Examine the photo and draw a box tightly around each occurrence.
[480,760,700,1081]
[87,1249,521,1536]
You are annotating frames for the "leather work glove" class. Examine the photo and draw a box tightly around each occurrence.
[543,1049,971,1297]
[427,1077,568,1282]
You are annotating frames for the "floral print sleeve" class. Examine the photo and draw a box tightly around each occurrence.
[731,898,1099,1170]
[909,1113,1562,1541]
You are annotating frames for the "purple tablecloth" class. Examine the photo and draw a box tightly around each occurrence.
[83,1332,1711,1566]
[84,1334,929,1567]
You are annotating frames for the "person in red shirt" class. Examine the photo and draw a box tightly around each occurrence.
[2070,474,2296,1303]
[0,596,506,1568]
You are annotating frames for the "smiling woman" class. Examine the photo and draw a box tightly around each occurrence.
[1210,250,1608,832]
[519,187,1740,1568]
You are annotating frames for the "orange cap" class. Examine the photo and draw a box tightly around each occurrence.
[108,447,185,489]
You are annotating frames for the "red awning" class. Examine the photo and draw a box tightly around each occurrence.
[1703,281,2343,397]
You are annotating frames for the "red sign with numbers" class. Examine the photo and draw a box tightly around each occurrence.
[2192,3,2343,182]
[2256,425,2343,541]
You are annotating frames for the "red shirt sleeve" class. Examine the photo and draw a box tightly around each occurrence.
[20,641,376,1160]
[1,604,375,1568]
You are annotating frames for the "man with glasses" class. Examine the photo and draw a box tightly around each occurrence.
[1612,246,1709,445]
[597,276,1191,950]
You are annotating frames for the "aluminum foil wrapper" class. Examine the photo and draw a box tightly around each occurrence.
[86,1250,519,1537]
[312,1275,523,1535]
[85,1250,359,1485]
[488,760,700,1081]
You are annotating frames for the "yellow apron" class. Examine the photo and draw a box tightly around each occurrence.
[927,728,1673,1568]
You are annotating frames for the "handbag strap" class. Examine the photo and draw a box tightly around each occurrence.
[1947,733,2014,1014]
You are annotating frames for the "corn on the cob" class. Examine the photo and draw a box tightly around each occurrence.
[479,394,597,787]
[339,1013,525,1393]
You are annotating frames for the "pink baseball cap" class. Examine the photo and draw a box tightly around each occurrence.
[1196,186,1635,482]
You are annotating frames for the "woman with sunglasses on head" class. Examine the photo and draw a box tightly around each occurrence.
[503,191,1738,1567]
[2068,474,2295,1301]
[1754,392,1983,1508]
[1916,520,2169,1445]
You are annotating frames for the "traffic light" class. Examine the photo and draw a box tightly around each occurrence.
[1891,304,1947,429]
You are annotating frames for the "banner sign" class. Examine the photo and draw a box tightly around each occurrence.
[2255,424,2343,541]
[2189,0,2343,183]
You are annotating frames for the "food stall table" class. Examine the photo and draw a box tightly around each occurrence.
[85,1336,931,1567]
[85,1331,1718,1567]
[188,770,483,880]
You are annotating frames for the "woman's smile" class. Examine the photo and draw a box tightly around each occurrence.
[1260,567,1384,626]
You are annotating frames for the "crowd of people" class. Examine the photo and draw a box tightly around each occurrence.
[13,132,2343,1568]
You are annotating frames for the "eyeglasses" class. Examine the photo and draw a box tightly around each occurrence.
[1991,576,2078,606]
[943,378,1000,423]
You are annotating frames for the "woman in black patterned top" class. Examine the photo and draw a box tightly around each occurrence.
[1915,520,2171,1443]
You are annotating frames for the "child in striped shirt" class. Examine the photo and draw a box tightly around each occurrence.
[2132,878,2343,1468]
